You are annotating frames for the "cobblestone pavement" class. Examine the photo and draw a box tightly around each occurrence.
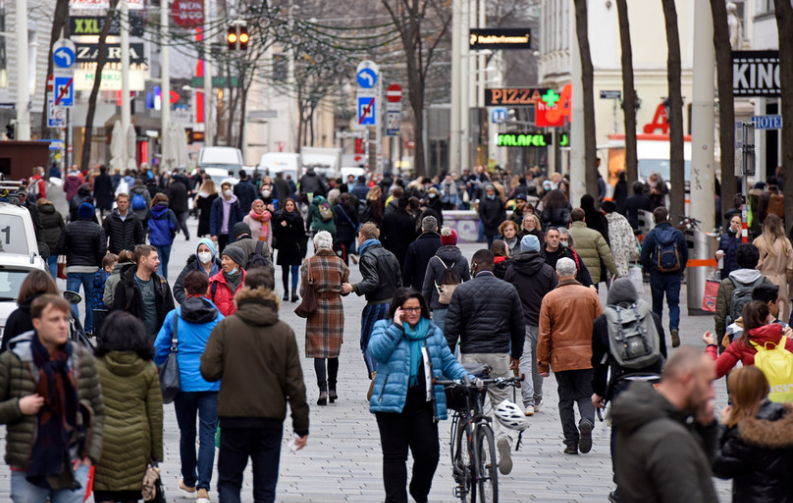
[3,220,732,502]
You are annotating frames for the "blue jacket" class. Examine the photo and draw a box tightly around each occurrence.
[368,319,468,420]
[147,205,178,246]
[92,270,110,310]
[209,196,243,241]
[640,222,688,275]
[154,297,224,392]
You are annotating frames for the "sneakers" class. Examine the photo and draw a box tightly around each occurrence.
[534,398,543,413]
[671,329,681,348]
[524,405,535,416]
[578,420,594,454]
[197,488,210,503]
[179,480,196,498]
[497,437,512,475]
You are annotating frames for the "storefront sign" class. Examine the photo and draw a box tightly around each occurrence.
[70,0,143,10]
[74,68,146,91]
[643,103,670,134]
[469,28,531,50]
[172,0,204,28]
[732,50,780,97]
[75,43,146,64]
[497,133,552,147]
[484,88,548,107]
[535,84,571,127]
[69,15,144,36]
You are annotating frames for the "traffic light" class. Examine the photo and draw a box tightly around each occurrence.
[5,124,13,140]
[227,26,238,51]
[239,26,249,51]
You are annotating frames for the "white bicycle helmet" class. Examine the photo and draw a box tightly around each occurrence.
[494,400,530,431]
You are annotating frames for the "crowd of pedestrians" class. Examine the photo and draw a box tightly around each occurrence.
[2,163,793,503]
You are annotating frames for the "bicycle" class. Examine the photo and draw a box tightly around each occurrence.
[436,374,523,503]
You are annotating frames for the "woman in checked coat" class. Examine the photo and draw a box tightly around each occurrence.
[301,230,350,406]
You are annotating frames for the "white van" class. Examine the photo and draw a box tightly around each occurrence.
[198,147,244,178]
[258,152,300,181]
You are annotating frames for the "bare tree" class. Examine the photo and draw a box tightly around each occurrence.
[774,0,793,232]
[710,0,736,219]
[80,0,118,172]
[661,0,684,221]
[573,0,597,196]
[40,0,70,136]
[380,0,451,177]
[615,0,637,185]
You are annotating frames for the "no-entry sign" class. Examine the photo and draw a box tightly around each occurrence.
[386,84,402,103]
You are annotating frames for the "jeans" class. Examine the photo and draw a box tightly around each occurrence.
[431,308,447,335]
[66,272,94,333]
[280,265,300,295]
[461,353,514,447]
[375,405,439,503]
[555,369,595,446]
[485,234,496,248]
[649,272,681,331]
[175,210,190,239]
[11,464,90,503]
[155,244,172,280]
[217,426,283,503]
[47,255,59,279]
[518,325,543,408]
[361,303,390,376]
[174,391,219,491]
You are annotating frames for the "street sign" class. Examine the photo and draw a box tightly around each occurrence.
[248,109,278,122]
[491,107,508,124]
[54,77,74,107]
[386,110,401,136]
[356,60,379,89]
[48,100,65,127]
[357,96,376,126]
[752,114,782,130]
[600,90,621,99]
[386,84,402,102]
[53,39,76,75]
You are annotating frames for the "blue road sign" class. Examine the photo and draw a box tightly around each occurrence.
[357,68,377,89]
[54,46,75,69]
[357,96,376,126]
[491,107,508,124]
[54,76,74,107]
[752,115,782,130]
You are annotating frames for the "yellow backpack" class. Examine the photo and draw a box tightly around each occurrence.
[751,336,793,402]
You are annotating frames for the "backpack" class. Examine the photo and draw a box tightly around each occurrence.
[751,336,793,402]
[653,227,681,273]
[434,256,461,305]
[318,202,333,221]
[728,276,764,325]
[27,179,40,202]
[767,193,785,219]
[245,241,270,270]
[132,192,146,210]
[604,300,662,370]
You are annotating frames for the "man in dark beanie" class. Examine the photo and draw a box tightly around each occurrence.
[232,221,272,269]
[208,245,247,317]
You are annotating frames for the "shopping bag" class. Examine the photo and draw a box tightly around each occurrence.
[57,255,67,280]
[702,279,720,312]
[627,266,644,295]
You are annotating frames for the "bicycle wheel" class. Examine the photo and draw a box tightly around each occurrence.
[475,423,498,503]
[454,419,476,503]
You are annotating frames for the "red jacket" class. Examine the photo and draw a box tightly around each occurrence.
[207,269,246,317]
[707,323,793,378]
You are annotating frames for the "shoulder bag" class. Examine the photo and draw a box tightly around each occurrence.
[294,260,318,318]
[159,314,180,404]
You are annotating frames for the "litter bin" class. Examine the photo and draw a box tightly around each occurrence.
[686,229,720,315]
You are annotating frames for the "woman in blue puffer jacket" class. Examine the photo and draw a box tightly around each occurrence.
[147,193,179,280]
[369,287,469,503]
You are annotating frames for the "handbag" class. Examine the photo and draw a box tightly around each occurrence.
[142,462,166,503]
[433,256,460,305]
[57,255,67,280]
[294,260,318,318]
[158,315,180,404]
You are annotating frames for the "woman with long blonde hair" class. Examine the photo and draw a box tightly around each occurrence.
[195,177,219,237]
[754,214,793,320]
[362,185,383,224]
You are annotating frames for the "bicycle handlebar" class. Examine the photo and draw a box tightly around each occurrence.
[435,376,523,389]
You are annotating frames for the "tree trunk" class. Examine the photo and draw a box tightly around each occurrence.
[661,0,685,222]
[80,0,118,172]
[774,0,793,233]
[40,0,70,136]
[711,0,736,222]
[616,0,637,186]
[573,0,598,197]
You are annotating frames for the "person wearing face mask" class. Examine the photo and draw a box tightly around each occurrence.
[244,199,274,253]
[210,181,244,253]
[272,198,307,302]
[425,187,444,225]
[258,183,279,213]
[478,184,506,248]
[206,245,247,317]
[173,239,223,304]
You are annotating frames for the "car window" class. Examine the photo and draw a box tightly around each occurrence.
[0,270,29,301]
[0,214,30,255]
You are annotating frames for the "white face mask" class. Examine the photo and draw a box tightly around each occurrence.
[223,189,233,198]
[261,190,271,198]
[197,251,212,264]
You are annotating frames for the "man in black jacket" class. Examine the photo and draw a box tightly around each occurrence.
[504,234,557,416]
[56,201,106,335]
[233,170,257,213]
[379,196,416,267]
[445,249,525,476]
[541,227,593,287]
[112,244,175,338]
[102,193,145,254]
[402,216,441,290]
[624,181,652,232]
[168,172,190,240]
[341,223,402,393]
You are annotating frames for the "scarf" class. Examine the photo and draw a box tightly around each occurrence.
[403,317,429,388]
[248,209,271,240]
[27,334,80,489]
[359,238,381,256]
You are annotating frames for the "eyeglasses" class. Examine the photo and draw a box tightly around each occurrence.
[402,307,422,313]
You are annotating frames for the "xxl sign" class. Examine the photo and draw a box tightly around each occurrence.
[75,43,146,64]
[484,88,549,107]
[732,50,780,97]
[469,28,531,50]
[69,15,144,37]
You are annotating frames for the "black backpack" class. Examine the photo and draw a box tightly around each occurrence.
[245,241,270,270]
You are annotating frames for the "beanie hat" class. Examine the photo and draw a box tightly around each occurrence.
[221,245,245,267]
[78,202,95,220]
[197,238,216,259]
[520,234,540,253]
[440,228,458,246]
[233,222,252,238]
[607,277,638,305]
